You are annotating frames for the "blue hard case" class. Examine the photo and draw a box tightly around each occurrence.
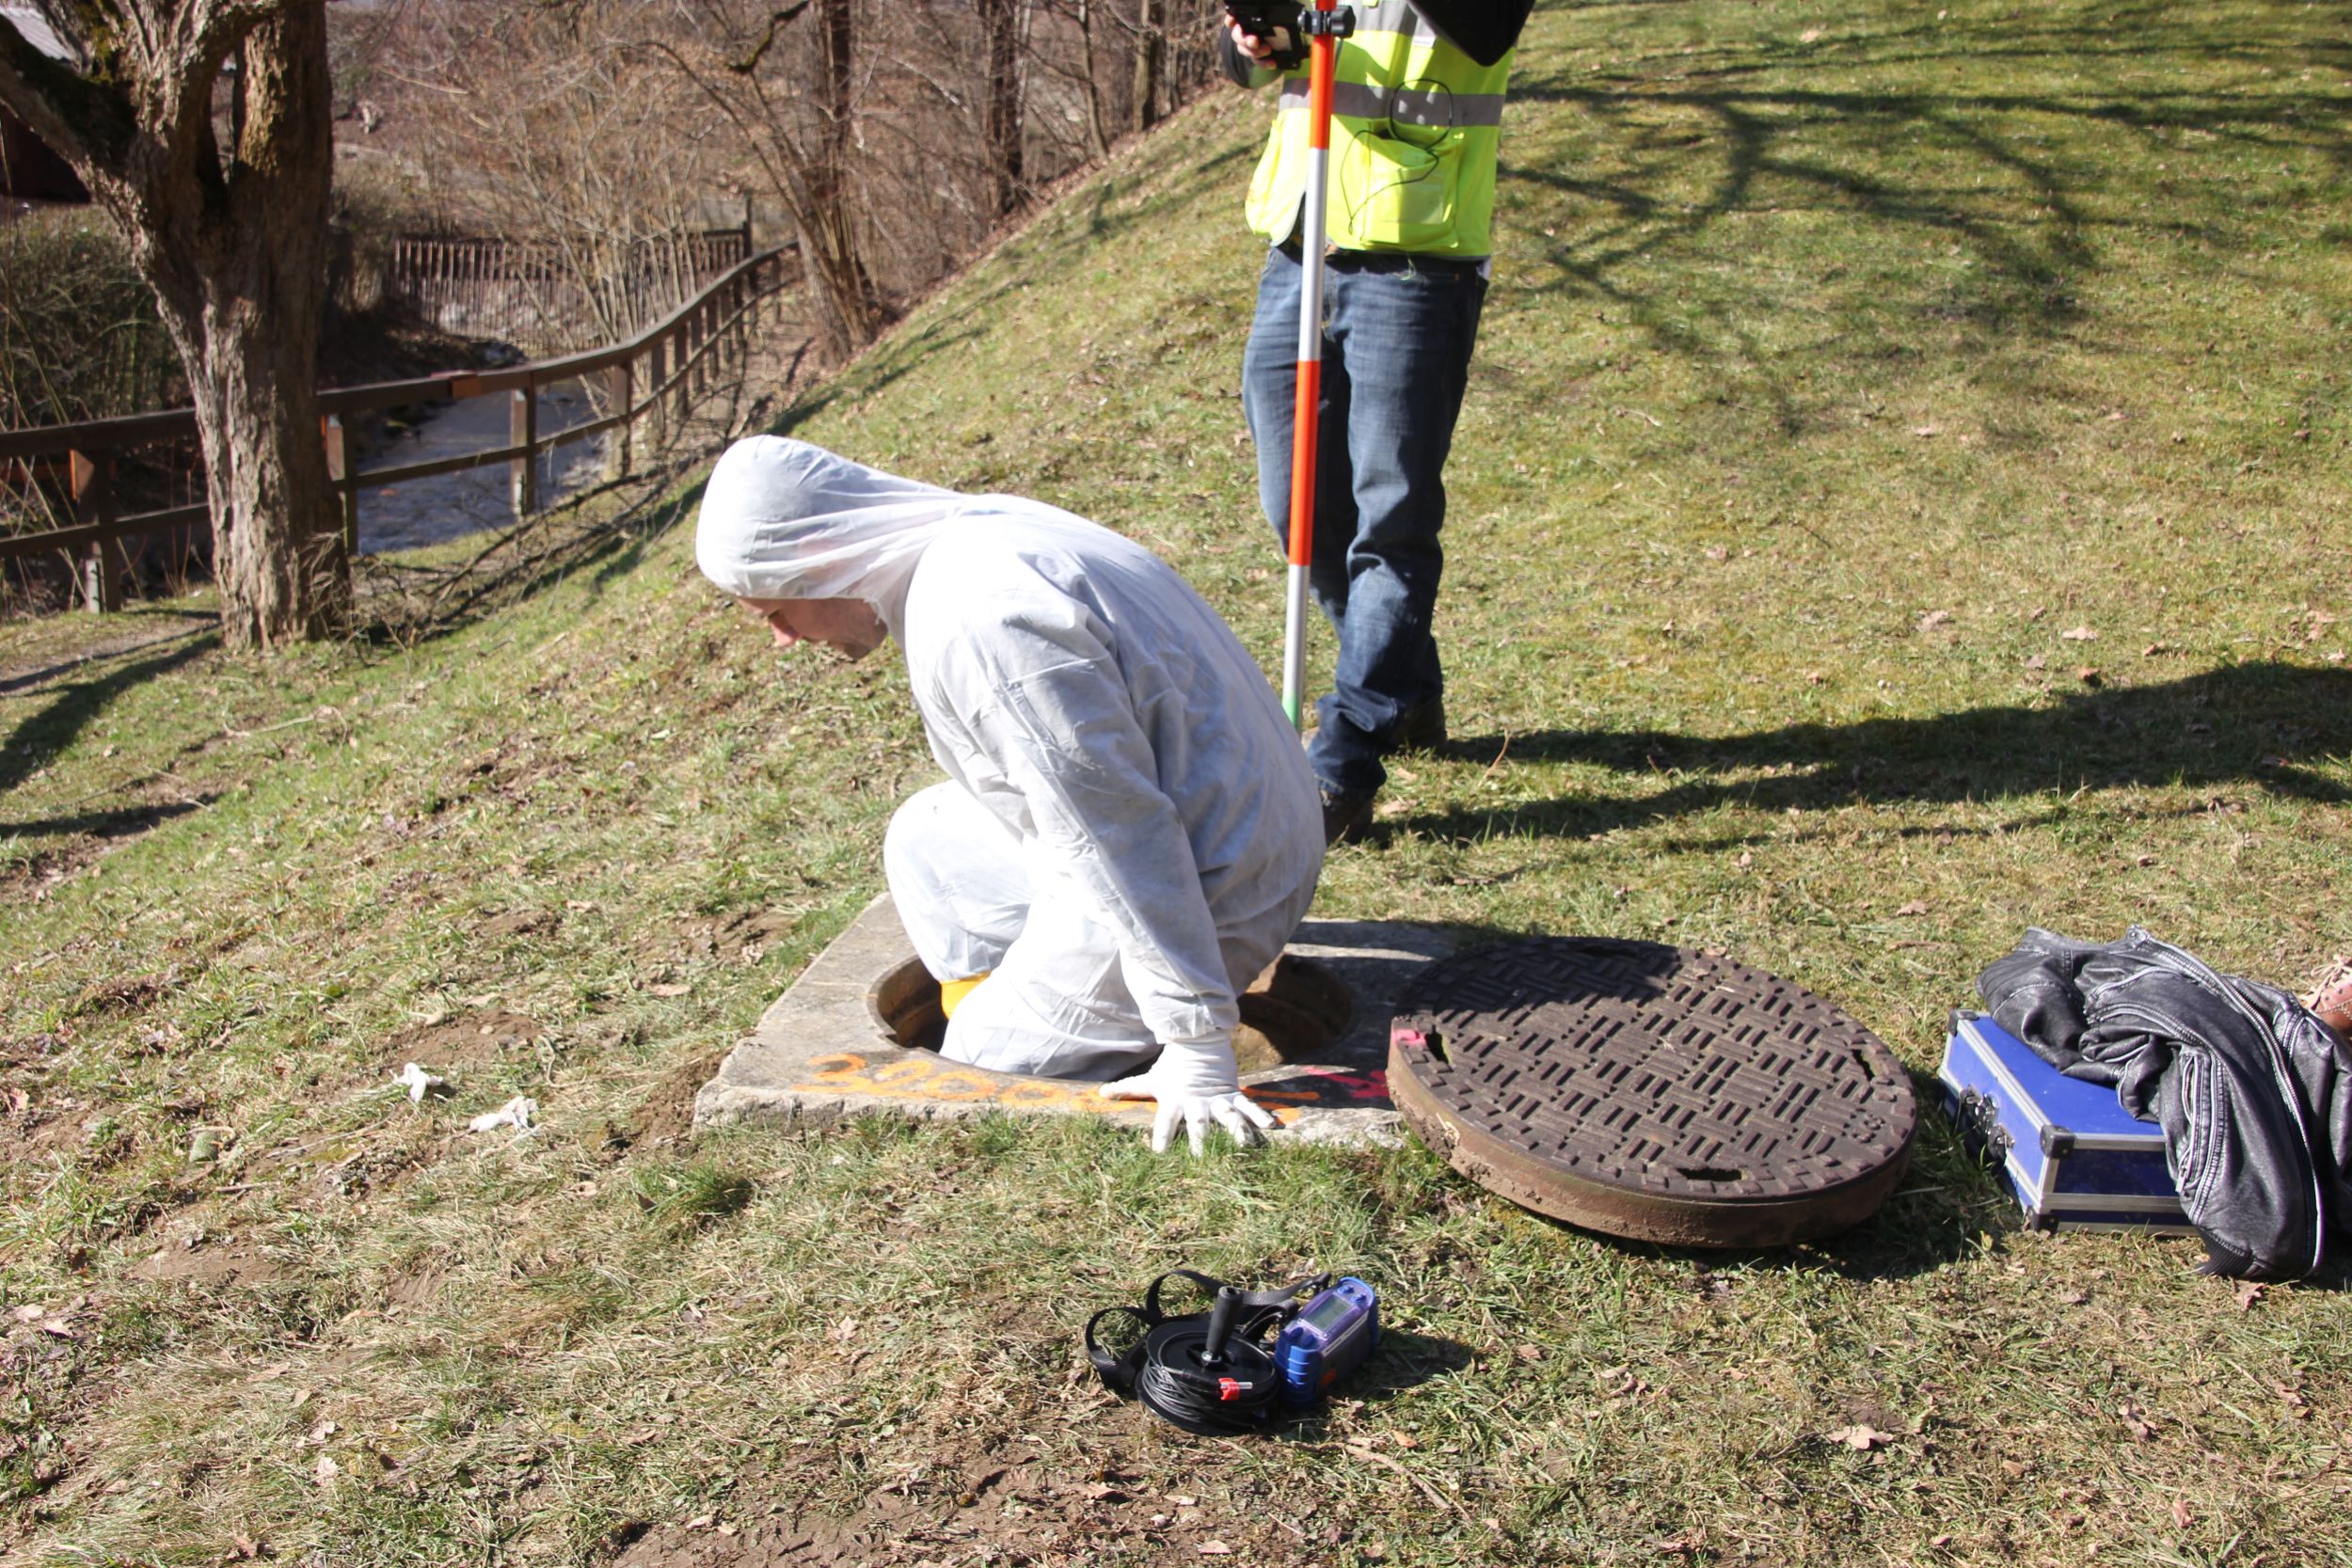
[1937,1011,2190,1233]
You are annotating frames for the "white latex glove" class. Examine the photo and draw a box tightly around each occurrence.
[1100,1042,1279,1155]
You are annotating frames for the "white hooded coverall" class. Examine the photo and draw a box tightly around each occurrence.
[696,437,1324,1096]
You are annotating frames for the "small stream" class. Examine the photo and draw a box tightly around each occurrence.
[355,380,610,555]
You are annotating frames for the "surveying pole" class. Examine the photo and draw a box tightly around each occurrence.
[1279,0,1352,731]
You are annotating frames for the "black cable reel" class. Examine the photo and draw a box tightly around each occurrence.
[1085,1268,1380,1436]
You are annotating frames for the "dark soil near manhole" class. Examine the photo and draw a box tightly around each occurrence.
[660,909,792,970]
[377,1009,547,1071]
[628,1052,725,1149]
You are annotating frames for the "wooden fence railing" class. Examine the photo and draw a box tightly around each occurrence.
[0,245,793,612]
[387,226,752,355]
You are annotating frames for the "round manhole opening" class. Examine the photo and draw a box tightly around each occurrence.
[1389,938,1917,1247]
[868,952,1353,1072]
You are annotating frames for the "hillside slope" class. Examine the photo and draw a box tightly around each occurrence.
[3,2,2348,1562]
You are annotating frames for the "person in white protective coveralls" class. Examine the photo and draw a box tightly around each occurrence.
[695,436,1326,1154]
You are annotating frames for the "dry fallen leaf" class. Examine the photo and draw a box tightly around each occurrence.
[1896,900,1931,917]
[1918,610,1952,632]
[2119,1402,2158,1442]
[2075,666,2103,687]
[2170,1497,2194,1528]
[2234,1280,2265,1312]
[1914,425,1941,437]
[1199,1545,1234,1557]
[313,1455,340,1486]
[2061,626,2097,641]
[2024,653,2047,670]
[2058,1289,2090,1306]
[646,983,691,998]
[1736,851,1754,870]
[1799,26,1823,41]
[1828,1425,1899,1451]
[2000,1459,2028,1478]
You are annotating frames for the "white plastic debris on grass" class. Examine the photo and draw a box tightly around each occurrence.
[467,1096,537,1135]
[394,1063,448,1102]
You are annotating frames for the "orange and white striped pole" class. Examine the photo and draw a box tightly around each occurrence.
[1280,0,1347,731]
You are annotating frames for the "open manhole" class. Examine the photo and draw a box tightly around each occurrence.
[1389,938,1918,1246]
[868,951,1354,1072]
[695,895,1448,1145]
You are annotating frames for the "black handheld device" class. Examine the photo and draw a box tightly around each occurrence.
[1223,2,1311,70]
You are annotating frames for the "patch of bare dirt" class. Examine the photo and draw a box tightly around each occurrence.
[609,1456,1334,1567]
[67,968,183,1019]
[479,908,561,941]
[674,909,790,966]
[377,1008,546,1071]
[128,1241,289,1290]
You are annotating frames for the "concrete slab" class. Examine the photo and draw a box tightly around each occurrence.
[693,895,1455,1147]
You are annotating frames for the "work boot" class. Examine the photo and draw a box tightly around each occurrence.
[1392,695,1446,754]
[1320,787,1375,847]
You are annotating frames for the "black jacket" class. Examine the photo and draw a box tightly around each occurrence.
[1979,927,2352,1278]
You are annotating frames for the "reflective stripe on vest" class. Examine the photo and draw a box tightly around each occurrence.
[1244,7,1511,258]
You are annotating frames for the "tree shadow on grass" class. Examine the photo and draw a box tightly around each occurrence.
[0,794,210,847]
[1496,3,2352,434]
[0,629,217,801]
[1407,662,2351,847]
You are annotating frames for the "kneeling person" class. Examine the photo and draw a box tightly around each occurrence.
[697,437,1325,1154]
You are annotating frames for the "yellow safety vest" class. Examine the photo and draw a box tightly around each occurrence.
[1244,0,1512,258]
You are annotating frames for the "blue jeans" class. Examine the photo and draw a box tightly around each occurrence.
[1242,245,1486,799]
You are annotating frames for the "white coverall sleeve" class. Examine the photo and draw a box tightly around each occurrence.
[936,606,1240,1059]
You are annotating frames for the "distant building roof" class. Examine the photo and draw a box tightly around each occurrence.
[0,6,73,63]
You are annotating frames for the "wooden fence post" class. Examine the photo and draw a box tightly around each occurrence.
[510,384,538,517]
[69,449,121,613]
[646,336,668,452]
[605,357,633,482]
[323,415,359,562]
[673,318,694,426]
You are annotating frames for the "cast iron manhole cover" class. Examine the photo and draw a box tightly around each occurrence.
[1389,938,1917,1246]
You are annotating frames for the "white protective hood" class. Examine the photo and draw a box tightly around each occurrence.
[695,436,966,638]
[697,436,1324,1064]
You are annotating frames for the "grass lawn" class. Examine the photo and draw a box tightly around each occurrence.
[3,1,2348,1562]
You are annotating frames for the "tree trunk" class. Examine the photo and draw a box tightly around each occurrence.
[801,0,881,359]
[1132,0,1164,133]
[171,8,343,647]
[0,3,344,648]
[977,0,1025,217]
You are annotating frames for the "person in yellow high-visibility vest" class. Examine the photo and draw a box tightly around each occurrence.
[1224,0,1531,845]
